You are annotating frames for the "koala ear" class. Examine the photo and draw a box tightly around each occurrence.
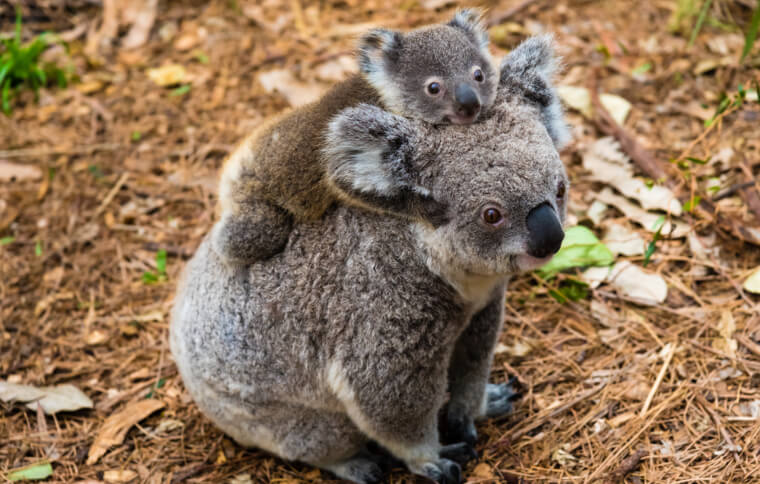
[498,35,571,149]
[448,8,489,51]
[323,104,448,227]
[357,28,403,75]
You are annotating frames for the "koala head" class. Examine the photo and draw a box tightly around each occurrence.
[326,35,570,277]
[358,9,497,125]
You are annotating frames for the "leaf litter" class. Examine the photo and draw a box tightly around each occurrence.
[1,1,759,483]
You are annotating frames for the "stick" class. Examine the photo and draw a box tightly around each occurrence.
[487,0,544,27]
[605,449,647,484]
[640,344,675,417]
[94,172,129,216]
[696,394,741,462]
[0,143,120,159]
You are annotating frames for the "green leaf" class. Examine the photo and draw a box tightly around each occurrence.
[740,0,760,63]
[683,195,702,212]
[34,240,43,256]
[685,156,709,165]
[170,84,191,97]
[156,249,167,275]
[631,61,652,75]
[0,236,15,245]
[688,0,713,48]
[7,460,53,481]
[131,130,142,141]
[537,226,615,279]
[643,216,666,267]
[1,82,11,115]
[142,272,159,284]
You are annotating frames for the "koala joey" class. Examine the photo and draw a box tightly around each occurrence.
[212,9,497,266]
[171,36,570,484]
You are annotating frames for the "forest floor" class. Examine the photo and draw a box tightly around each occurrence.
[1,0,760,483]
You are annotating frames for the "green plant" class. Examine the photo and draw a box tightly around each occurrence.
[142,249,168,284]
[0,9,70,115]
[741,0,760,62]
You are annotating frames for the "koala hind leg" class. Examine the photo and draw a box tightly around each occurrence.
[210,199,293,265]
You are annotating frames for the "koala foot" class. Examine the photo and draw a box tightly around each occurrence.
[444,410,477,447]
[483,379,521,419]
[419,458,462,484]
[440,442,478,466]
[324,456,384,484]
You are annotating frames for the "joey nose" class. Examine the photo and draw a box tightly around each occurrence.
[454,84,480,117]
[525,202,564,259]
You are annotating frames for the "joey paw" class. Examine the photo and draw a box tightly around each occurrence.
[484,379,521,418]
[440,442,478,465]
[420,458,462,484]
[445,410,477,447]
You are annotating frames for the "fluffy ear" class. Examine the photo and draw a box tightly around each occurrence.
[498,35,570,149]
[357,28,403,75]
[448,8,489,51]
[323,104,448,227]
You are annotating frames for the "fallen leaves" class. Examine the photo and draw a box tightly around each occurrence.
[147,64,187,87]
[6,461,53,481]
[0,381,93,414]
[0,161,42,182]
[743,267,760,294]
[558,86,631,125]
[87,399,165,464]
[608,261,668,306]
[257,69,327,107]
[538,225,615,278]
[103,469,138,483]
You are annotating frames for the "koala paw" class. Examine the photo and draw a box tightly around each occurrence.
[484,379,521,418]
[440,442,478,466]
[419,458,462,484]
[444,410,477,447]
[327,456,384,484]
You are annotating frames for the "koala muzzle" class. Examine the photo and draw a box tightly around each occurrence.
[454,84,481,117]
[525,202,564,258]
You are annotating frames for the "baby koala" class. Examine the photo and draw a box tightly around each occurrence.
[212,9,497,265]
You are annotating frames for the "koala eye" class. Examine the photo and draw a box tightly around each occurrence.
[556,181,566,201]
[472,67,484,83]
[482,206,504,226]
[426,81,442,96]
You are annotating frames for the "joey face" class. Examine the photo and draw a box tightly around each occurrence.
[358,9,497,125]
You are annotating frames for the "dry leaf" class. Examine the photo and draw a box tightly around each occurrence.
[608,411,636,428]
[712,311,738,358]
[156,418,184,433]
[557,86,631,125]
[596,188,689,238]
[608,261,668,306]
[147,64,187,87]
[493,339,532,357]
[121,0,158,49]
[85,330,109,346]
[103,469,137,483]
[421,0,456,9]
[0,381,93,414]
[34,291,75,316]
[314,56,357,83]
[258,70,327,108]
[743,267,760,294]
[0,161,42,182]
[552,445,577,466]
[584,138,682,216]
[87,399,165,464]
[228,474,253,484]
[586,200,608,226]
[603,223,645,256]
[471,462,495,478]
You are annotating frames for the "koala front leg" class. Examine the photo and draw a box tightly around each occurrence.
[445,285,518,447]
[328,361,463,483]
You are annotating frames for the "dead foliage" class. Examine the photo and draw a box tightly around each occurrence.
[1,0,759,483]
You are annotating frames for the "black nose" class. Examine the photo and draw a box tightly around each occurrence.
[525,202,564,258]
[454,84,481,117]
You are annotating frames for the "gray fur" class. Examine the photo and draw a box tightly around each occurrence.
[171,37,569,484]
[359,9,497,125]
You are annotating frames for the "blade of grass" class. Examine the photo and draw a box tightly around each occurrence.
[741,0,760,63]
[688,0,713,47]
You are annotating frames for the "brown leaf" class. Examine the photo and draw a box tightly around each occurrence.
[0,160,42,182]
[103,469,138,483]
[122,0,158,49]
[87,399,165,464]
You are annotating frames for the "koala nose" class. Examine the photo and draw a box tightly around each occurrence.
[525,202,564,259]
[454,84,481,117]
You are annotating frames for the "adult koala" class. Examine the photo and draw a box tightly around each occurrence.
[170,36,570,484]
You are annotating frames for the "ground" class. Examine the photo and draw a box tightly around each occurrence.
[1,0,760,483]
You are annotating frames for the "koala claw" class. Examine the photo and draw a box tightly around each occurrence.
[484,381,521,419]
[420,458,462,484]
[445,410,478,447]
[440,442,478,465]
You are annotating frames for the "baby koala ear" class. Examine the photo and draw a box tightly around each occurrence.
[357,28,403,75]
[323,104,448,227]
[448,8,489,50]
[498,35,571,149]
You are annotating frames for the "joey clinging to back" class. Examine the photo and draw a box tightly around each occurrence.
[212,9,497,266]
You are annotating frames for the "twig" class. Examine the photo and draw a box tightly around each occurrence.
[695,393,741,462]
[640,344,675,417]
[94,172,129,216]
[739,159,760,223]
[170,436,223,483]
[500,383,606,442]
[487,0,545,27]
[735,334,760,359]
[0,143,120,159]
[712,181,755,201]
[605,449,647,484]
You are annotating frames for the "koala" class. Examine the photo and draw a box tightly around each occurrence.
[212,9,498,266]
[171,36,570,484]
